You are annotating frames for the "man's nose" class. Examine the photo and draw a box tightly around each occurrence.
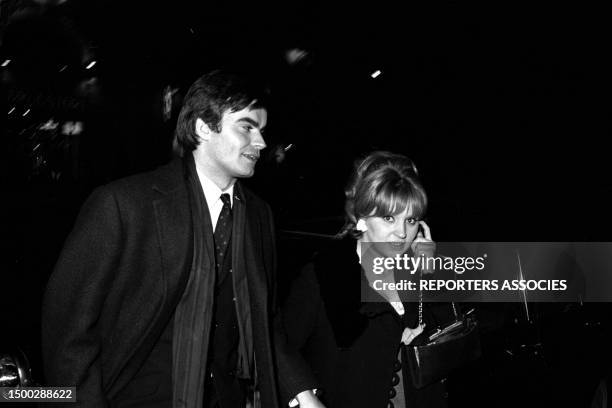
[251,131,267,150]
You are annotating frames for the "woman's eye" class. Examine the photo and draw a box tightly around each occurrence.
[383,215,394,223]
[407,218,417,225]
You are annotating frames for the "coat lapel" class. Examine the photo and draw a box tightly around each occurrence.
[233,183,268,303]
[109,159,197,397]
[234,183,274,397]
[231,183,258,379]
[151,159,196,310]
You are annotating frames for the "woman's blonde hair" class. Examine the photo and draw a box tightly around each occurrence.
[339,151,427,238]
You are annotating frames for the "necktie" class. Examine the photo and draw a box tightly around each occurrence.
[214,193,233,274]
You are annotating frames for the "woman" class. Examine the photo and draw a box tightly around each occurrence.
[283,151,447,408]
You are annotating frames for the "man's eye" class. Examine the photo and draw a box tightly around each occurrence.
[241,125,253,132]
[383,215,394,223]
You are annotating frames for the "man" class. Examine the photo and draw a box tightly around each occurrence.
[42,70,323,407]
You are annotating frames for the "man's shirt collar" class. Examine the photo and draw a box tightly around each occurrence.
[196,169,235,207]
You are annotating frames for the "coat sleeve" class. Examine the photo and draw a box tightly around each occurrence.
[41,186,124,407]
[282,263,325,350]
[262,204,320,405]
[282,262,340,400]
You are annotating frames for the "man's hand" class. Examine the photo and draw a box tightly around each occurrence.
[295,390,325,408]
[401,324,425,345]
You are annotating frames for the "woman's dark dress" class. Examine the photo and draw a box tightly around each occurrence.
[282,239,447,408]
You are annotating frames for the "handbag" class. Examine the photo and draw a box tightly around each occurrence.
[404,275,482,389]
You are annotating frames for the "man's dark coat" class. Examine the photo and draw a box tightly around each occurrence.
[42,158,312,407]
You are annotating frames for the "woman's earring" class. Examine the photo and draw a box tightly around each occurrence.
[356,219,367,232]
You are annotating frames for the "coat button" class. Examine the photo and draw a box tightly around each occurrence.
[391,373,400,386]
[393,360,401,372]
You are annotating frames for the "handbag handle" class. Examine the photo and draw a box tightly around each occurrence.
[418,271,424,326]
[417,269,459,326]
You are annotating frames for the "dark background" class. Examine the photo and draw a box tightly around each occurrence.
[2,1,611,406]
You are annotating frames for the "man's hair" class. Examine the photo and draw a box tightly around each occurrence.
[173,70,269,155]
[339,151,428,238]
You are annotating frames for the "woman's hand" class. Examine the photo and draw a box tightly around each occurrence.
[401,324,425,345]
[410,221,436,274]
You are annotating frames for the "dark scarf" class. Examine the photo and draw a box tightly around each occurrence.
[172,155,253,408]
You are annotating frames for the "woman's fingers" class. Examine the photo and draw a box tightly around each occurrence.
[411,221,433,252]
[419,221,432,241]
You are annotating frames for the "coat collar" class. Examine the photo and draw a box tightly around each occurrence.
[151,157,186,196]
[316,238,398,318]
[152,155,250,203]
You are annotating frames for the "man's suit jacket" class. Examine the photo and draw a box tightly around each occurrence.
[42,158,313,407]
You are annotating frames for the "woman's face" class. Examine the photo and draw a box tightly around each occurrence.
[360,207,420,257]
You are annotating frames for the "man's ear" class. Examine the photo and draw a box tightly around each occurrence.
[195,118,214,141]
